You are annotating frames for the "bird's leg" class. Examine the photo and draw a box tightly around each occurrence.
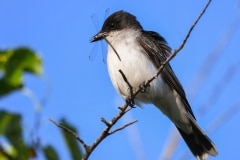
[126,97,135,108]
[139,81,150,93]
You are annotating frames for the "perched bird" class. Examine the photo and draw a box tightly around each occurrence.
[91,10,217,160]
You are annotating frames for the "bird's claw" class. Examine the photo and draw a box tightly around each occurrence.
[140,82,150,93]
[126,98,135,108]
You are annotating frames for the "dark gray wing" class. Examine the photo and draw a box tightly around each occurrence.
[137,30,196,119]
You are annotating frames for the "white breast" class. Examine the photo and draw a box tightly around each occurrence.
[106,29,166,104]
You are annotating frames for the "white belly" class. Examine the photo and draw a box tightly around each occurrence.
[106,31,166,104]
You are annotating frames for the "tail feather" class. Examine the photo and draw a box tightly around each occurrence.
[176,119,217,160]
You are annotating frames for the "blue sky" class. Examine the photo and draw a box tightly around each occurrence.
[0,0,240,160]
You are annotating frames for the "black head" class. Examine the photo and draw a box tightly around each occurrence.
[91,10,143,42]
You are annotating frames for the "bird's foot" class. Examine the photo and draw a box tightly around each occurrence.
[126,98,135,108]
[139,81,150,93]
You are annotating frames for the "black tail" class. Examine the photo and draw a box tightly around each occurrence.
[176,119,217,160]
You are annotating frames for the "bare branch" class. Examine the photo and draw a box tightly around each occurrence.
[175,0,212,54]
[119,69,133,96]
[49,118,90,151]
[118,69,135,106]
[134,1,212,98]
[109,120,138,135]
[82,103,131,160]
[100,117,111,126]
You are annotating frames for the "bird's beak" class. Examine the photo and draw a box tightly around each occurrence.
[90,32,107,42]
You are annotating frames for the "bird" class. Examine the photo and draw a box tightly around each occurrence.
[90,10,217,160]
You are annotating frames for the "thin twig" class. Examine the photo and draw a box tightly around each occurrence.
[146,0,212,89]
[109,120,138,135]
[100,117,111,126]
[119,69,133,96]
[118,69,135,106]
[82,102,131,160]
[174,0,212,54]
[49,118,90,151]
[105,38,121,61]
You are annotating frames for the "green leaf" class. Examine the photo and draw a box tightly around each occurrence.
[0,47,43,97]
[43,145,59,160]
[0,110,22,145]
[6,47,42,75]
[0,110,37,159]
[0,75,23,96]
[60,118,83,160]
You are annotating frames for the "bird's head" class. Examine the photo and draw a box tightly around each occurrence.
[90,10,142,42]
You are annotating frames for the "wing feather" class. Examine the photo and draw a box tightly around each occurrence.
[137,31,195,119]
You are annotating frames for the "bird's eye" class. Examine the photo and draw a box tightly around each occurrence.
[109,22,116,29]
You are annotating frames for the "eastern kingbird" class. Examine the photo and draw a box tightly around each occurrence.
[91,10,217,160]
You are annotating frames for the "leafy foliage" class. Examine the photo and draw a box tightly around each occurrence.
[0,110,37,159]
[0,47,83,160]
[0,47,42,97]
